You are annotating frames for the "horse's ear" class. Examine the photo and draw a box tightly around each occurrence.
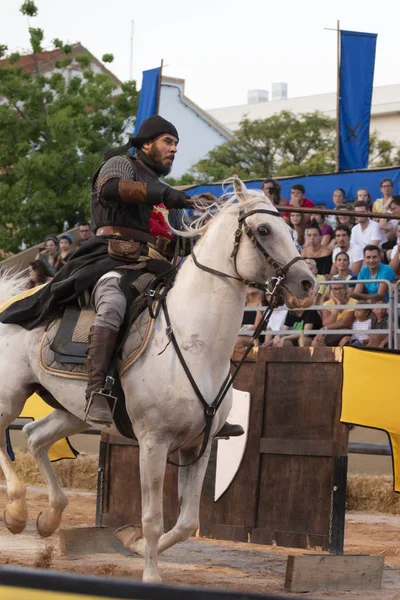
[232,176,247,204]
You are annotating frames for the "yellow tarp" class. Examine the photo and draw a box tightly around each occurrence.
[341,346,399,491]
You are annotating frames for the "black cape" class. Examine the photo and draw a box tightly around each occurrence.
[0,236,161,330]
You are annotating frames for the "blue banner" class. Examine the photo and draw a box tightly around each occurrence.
[339,30,377,171]
[133,67,161,137]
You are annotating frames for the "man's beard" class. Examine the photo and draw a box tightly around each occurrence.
[147,145,173,176]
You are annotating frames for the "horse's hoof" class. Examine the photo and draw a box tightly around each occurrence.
[114,524,143,554]
[36,511,56,538]
[143,570,162,583]
[4,508,26,534]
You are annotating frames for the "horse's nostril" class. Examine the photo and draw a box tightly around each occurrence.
[301,279,312,292]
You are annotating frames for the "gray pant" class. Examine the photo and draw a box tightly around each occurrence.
[91,276,127,332]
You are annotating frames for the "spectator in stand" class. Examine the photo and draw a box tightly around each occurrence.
[302,224,332,275]
[283,184,315,224]
[24,260,53,290]
[355,188,373,210]
[236,288,264,348]
[341,302,372,347]
[326,188,346,228]
[387,222,400,276]
[330,226,364,275]
[352,245,395,302]
[78,222,94,247]
[289,212,306,247]
[54,233,75,271]
[379,196,400,246]
[352,201,386,249]
[304,258,327,304]
[261,178,288,206]
[310,213,334,246]
[272,291,322,347]
[332,251,357,282]
[335,205,355,230]
[367,298,389,348]
[36,234,59,276]
[312,282,356,347]
[373,178,394,214]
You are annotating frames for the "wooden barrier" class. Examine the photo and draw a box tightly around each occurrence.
[96,347,349,553]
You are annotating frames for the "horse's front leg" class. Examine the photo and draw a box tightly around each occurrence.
[117,440,211,557]
[137,436,168,583]
[23,409,87,537]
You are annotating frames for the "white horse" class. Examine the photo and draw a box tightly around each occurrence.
[0,179,315,582]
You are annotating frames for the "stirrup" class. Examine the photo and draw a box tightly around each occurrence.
[84,376,118,422]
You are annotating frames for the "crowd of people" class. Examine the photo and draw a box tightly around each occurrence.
[238,177,399,349]
[24,224,94,290]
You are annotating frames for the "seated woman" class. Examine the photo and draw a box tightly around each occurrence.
[334,205,355,231]
[331,251,357,282]
[54,233,76,271]
[310,214,334,247]
[261,178,288,207]
[312,282,356,347]
[289,212,306,247]
[236,287,264,348]
[24,260,53,290]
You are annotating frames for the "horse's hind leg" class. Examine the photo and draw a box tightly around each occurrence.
[23,409,87,537]
[0,394,29,534]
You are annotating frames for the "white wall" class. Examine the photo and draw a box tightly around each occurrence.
[159,82,230,178]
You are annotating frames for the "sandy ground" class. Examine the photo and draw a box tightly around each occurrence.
[0,485,400,599]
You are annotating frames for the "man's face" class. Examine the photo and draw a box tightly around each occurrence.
[79,226,92,240]
[381,181,393,197]
[306,228,320,247]
[355,206,368,224]
[335,229,350,249]
[364,249,380,271]
[290,189,304,206]
[144,134,178,176]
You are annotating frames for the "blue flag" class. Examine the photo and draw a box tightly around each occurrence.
[339,30,377,172]
[133,67,161,137]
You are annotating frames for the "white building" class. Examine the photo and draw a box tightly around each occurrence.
[159,77,232,177]
[208,83,400,145]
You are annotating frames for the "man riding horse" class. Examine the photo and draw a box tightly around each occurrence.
[0,115,243,436]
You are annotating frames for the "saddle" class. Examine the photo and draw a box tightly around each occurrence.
[39,271,160,439]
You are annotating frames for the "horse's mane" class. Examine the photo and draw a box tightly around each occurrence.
[0,268,30,305]
[170,180,277,239]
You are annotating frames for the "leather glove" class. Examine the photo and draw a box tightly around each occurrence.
[146,180,192,209]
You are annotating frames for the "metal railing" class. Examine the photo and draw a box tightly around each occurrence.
[240,279,394,347]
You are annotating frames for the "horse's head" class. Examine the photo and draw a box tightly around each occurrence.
[232,177,317,305]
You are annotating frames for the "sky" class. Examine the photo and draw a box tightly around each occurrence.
[1,0,399,110]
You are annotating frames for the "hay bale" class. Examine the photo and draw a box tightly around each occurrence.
[0,449,98,491]
[347,474,400,514]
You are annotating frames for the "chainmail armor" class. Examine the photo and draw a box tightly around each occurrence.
[95,156,137,208]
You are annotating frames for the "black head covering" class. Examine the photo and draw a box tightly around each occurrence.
[130,115,179,148]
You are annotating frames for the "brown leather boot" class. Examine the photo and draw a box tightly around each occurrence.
[85,324,119,425]
[215,421,244,438]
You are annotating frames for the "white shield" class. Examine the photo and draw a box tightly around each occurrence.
[214,388,250,501]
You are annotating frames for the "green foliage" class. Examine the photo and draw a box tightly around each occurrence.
[369,131,400,168]
[101,54,114,64]
[0,3,140,253]
[20,1,38,17]
[187,111,336,183]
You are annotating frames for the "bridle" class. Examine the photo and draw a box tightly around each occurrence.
[191,208,305,293]
[149,206,306,467]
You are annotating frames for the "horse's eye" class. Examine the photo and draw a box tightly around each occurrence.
[258,225,269,236]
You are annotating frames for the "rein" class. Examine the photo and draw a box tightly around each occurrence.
[147,206,304,467]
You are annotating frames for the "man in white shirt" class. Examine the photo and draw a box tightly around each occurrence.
[352,201,386,249]
[331,225,364,275]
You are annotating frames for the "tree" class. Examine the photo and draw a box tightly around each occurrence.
[0,2,139,253]
[186,111,336,184]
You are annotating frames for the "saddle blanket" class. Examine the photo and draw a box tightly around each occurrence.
[39,308,155,379]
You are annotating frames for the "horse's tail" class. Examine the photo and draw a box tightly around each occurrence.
[0,268,29,305]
